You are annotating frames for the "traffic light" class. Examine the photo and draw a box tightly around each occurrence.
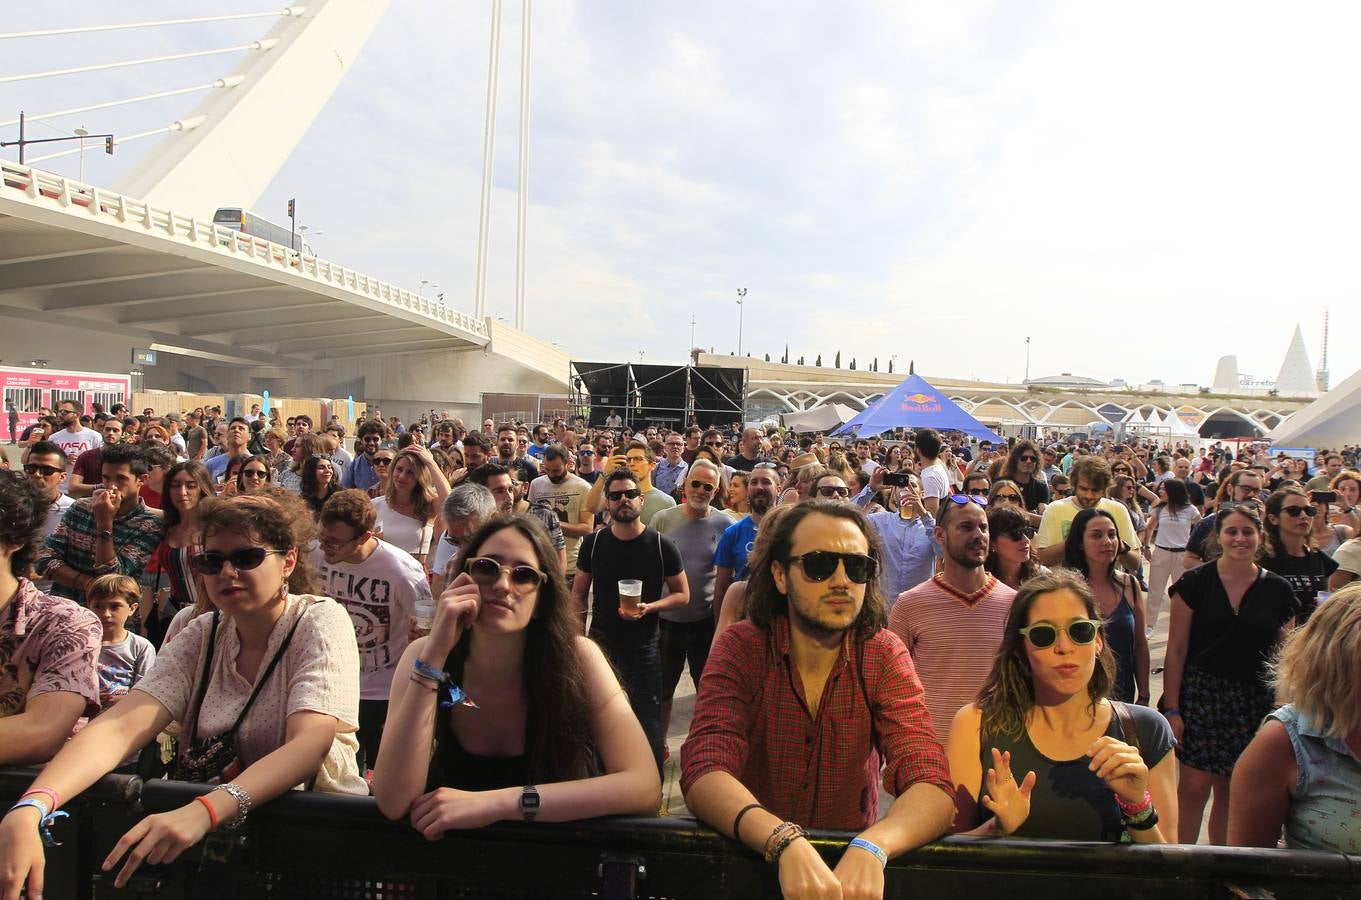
[287,199,295,218]
[104,136,114,155]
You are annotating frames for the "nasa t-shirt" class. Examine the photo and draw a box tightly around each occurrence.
[315,541,430,700]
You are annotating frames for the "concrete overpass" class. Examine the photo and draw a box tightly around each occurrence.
[0,160,569,420]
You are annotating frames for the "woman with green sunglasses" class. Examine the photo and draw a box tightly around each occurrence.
[946,569,1177,843]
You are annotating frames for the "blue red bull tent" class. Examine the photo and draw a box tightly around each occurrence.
[831,374,1002,442]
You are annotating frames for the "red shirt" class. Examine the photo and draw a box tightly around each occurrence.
[680,615,952,830]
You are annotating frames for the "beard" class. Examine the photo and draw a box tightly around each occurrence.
[686,495,711,513]
[613,504,640,523]
[947,540,988,569]
[749,491,774,515]
[787,584,860,639]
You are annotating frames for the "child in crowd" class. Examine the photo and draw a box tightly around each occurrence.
[86,574,156,712]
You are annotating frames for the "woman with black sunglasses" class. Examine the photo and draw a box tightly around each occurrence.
[946,569,1176,842]
[236,454,274,493]
[372,514,660,832]
[1262,486,1339,624]
[984,505,1044,591]
[0,490,366,894]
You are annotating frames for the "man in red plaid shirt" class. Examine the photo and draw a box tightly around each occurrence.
[681,501,954,899]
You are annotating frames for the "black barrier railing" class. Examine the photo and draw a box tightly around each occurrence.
[3,768,1358,899]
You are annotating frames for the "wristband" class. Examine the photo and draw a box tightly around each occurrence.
[194,795,219,830]
[848,837,888,868]
[1162,708,1181,718]
[7,799,70,847]
[20,788,60,815]
[1114,788,1153,817]
[1124,807,1160,832]
[731,802,764,842]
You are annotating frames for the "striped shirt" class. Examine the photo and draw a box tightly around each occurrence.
[36,498,164,605]
[888,573,1016,739]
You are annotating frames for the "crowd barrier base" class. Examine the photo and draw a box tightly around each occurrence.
[3,769,1358,899]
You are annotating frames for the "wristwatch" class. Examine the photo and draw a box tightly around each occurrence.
[96,530,114,542]
[519,784,540,821]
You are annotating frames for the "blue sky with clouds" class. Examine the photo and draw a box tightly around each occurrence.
[5,2,1361,389]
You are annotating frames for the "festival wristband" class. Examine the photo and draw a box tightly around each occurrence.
[20,788,60,815]
[848,837,888,868]
[1162,708,1181,717]
[1115,788,1153,817]
[7,800,70,847]
[411,659,479,710]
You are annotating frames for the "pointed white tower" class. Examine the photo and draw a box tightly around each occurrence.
[1274,325,1317,395]
[1212,355,1239,393]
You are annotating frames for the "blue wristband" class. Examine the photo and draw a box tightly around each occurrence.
[7,799,70,847]
[848,837,888,868]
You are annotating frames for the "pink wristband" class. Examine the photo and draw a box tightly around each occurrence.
[1115,788,1152,816]
[20,788,60,814]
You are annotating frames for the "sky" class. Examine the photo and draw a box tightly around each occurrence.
[4,1,1361,388]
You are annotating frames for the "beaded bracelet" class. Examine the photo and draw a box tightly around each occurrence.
[763,822,806,864]
[1115,789,1153,817]
[769,826,806,864]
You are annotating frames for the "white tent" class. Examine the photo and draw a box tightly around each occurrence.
[781,403,859,433]
[1123,409,1149,427]
[1267,367,1361,446]
[1163,410,1199,438]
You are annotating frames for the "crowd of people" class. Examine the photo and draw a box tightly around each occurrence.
[1,401,1359,899]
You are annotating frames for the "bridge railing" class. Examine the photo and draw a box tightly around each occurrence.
[0,160,488,341]
[1,769,1356,900]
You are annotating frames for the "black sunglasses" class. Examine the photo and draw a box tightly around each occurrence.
[1017,455,1038,462]
[606,488,642,501]
[1280,505,1316,517]
[465,556,546,590]
[242,468,269,479]
[23,464,63,477]
[965,487,989,497]
[816,485,851,498]
[1002,526,1037,541]
[1019,619,1101,649]
[688,480,716,492]
[373,457,394,466]
[786,550,879,584]
[192,547,286,575]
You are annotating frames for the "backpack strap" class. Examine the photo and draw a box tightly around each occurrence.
[1113,700,1142,757]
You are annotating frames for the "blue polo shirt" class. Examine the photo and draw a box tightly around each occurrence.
[713,515,759,580]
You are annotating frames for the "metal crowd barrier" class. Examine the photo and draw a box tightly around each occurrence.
[3,769,1357,899]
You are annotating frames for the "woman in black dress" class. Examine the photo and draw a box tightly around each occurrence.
[1163,504,1298,844]
[1261,486,1338,624]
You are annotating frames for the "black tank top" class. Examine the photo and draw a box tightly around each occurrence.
[427,647,529,791]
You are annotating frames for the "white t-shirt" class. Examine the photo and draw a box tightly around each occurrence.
[52,428,102,493]
[527,472,591,572]
[371,497,433,559]
[312,541,430,700]
[919,461,951,501]
[33,494,75,591]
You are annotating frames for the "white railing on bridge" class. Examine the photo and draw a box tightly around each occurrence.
[0,160,489,341]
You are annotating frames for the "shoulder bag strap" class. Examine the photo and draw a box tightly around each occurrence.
[221,603,310,738]
[1113,700,1142,757]
[185,611,221,747]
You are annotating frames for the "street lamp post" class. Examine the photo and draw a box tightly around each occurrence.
[1025,336,1031,383]
[736,288,747,356]
[74,126,88,181]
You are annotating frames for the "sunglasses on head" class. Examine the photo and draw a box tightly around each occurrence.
[23,463,63,477]
[191,547,286,575]
[947,493,988,507]
[606,488,642,501]
[786,550,879,584]
[1019,619,1101,649]
[1002,526,1036,541]
[465,556,546,590]
[688,480,716,492]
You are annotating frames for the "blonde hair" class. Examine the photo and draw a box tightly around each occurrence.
[386,447,438,521]
[86,573,140,607]
[1271,583,1361,740]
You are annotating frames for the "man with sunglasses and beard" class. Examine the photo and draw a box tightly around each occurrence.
[713,463,780,623]
[573,470,688,770]
[650,460,732,746]
[682,502,953,899]
[889,494,1017,741]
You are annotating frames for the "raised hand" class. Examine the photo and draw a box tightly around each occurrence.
[980,747,1037,836]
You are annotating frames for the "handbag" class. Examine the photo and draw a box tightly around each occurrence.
[168,606,308,784]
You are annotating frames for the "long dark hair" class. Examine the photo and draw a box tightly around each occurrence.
[976,569,1116,744]
[0,472,48,578]
[1162,478,1190,514]
[1063,507,1124,587]
[438,514,598,782]
[744,501,887,642]
[985,505,1041,584]
[1265,485,1311,557]
[162,461,214,529]
[300,454,339,502]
